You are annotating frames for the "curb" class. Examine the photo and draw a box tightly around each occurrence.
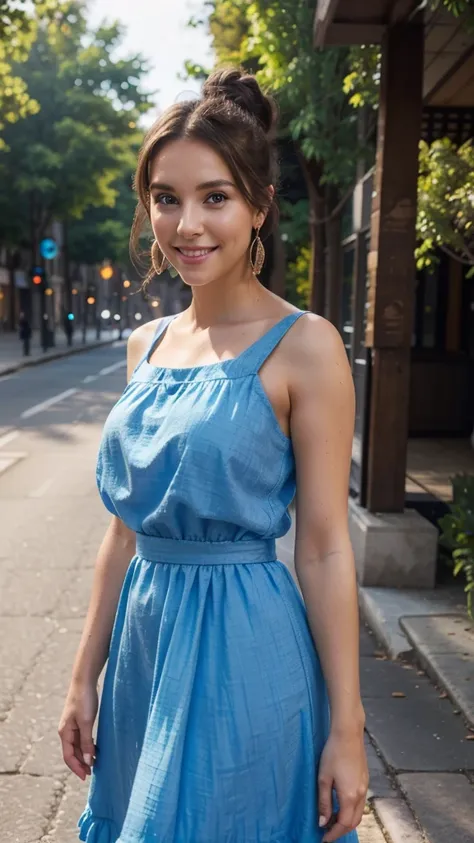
[372,796,425,843]
[358,587,474,729]
[400,615,474,728]
[358,587,414,660]
[0,337,120,377]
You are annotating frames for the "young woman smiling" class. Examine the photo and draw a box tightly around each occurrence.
[59,68,368,843]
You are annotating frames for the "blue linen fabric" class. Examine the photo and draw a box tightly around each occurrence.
[78,311,359,843]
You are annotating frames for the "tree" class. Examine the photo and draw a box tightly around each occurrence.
[417,138,474,275]
[0,1,69,149]
[0,1,153,322]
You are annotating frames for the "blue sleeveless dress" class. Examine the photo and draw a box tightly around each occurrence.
[78,311,359,843]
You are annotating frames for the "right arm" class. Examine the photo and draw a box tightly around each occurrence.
[58,324,154,780]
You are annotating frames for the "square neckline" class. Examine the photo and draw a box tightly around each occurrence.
[145,311,302,375]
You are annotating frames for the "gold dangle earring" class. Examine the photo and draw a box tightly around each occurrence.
[151,241,170,276]
[250,225,265,276]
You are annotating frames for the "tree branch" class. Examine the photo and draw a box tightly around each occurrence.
[439,243,474,266]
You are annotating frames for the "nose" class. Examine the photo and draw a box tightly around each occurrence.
[176,202,205,239]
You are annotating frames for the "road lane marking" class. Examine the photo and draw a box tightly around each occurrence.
[29,477,54,498]
[82,360,126,384]
[99,361,127,376]
[20,388,78,419]
[0,430,19,449]
[0,452,27,476]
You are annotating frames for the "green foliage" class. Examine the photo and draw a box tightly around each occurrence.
[0,1,59,147]
[416,138,474,275]
[343,46,380,110]
[438,475,474,619]
[286,245,311,309]
[0,1,153,262]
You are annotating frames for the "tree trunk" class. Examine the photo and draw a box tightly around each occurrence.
[7,250,17,331]
[296,150,326,315]
[63,218,73,345]
[309,192,326,314]
[269,226,286,299]
[325,186,342,327]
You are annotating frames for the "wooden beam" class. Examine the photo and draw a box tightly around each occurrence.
[323,23,386,45]
[313,0,340,47]
[365,19,424,513]
[390,0,420,24]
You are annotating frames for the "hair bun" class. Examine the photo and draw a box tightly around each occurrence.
[202,68,276,135]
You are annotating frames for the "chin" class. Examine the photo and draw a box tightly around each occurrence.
[181,274,219,289]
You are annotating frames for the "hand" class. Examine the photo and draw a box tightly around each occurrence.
[58,680,98,781]
[318,727,369,842]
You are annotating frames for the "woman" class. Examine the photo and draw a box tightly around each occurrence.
[59,68,368,843]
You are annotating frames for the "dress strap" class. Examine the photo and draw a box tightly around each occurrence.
[235,311,309,376]
[132,314,176,376]
[147,314,176,360]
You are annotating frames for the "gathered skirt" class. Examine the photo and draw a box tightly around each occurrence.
[78,538,359,843]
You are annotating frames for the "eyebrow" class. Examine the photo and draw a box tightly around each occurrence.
[149,179,236,192]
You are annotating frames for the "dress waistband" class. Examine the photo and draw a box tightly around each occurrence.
[135,534,277,566]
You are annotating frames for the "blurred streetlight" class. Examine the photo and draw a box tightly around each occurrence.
[134,313,142,321]
[113,314,121,322]
[87,296,96,305]
[123,279,131,288]
[100,265,113,280]
[101,309,111,319]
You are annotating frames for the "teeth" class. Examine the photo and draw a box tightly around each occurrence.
[178,248,214,257]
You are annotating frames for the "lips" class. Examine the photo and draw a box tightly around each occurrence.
[173,246,219,265]
[175,247,217,257]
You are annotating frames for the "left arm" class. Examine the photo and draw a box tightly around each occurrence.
[289,314,368,842]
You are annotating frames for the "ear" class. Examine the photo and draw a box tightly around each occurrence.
[253,186,275,229]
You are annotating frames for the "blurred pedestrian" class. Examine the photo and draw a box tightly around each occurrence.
[63,309,73,347]
[59,68,367,843]
[18,311,32,357]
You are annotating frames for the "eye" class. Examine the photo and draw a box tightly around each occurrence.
[155,194,177,206]
[206,192,227,205]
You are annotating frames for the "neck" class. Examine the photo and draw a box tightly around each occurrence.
[184,265,268,327]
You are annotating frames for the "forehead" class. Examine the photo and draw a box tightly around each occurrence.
[149,138,234,187]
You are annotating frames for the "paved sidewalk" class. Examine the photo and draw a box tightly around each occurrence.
[0,328,121,376]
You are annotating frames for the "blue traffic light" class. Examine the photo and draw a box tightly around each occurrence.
[67,313,74,321]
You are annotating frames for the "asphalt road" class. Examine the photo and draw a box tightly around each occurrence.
[0,344,129,842]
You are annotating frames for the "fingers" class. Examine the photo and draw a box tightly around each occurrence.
[322,818,354,843]
[318,774,333,830]
[79,718,96,771]
[58,722,88,781]
[321,792,367,842]
[350,794,367,832]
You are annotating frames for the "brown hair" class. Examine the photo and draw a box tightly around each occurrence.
[130,67,279,285]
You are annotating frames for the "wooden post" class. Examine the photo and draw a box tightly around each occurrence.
[365,20,424,513]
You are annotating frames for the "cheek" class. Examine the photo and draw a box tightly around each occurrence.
[214,208,253,250]
[150,208,173,241]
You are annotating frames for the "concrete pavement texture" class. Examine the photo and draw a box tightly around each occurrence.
[0,346,472,842]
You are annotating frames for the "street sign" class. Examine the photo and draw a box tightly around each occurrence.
[40,238,58,260]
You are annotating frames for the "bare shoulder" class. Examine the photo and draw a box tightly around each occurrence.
[126,318,163,379]
[286,312,353,396]
[287,312,348,368]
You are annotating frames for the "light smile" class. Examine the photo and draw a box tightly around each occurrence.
[175,247,217,256]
